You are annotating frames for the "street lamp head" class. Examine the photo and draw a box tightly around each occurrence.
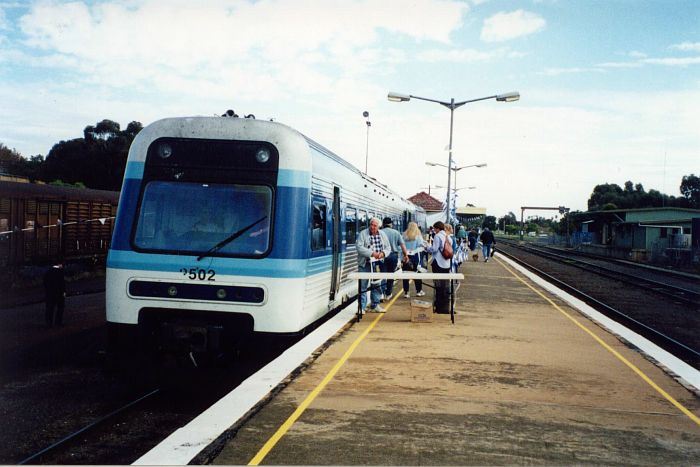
[475,163,487,168]
[496,91,520,102]
[387,92,411,102]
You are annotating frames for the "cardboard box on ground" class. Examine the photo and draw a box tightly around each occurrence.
[410,299,432,323]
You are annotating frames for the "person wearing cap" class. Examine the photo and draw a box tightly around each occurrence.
[380,217,409,301]
[356,217,391,313]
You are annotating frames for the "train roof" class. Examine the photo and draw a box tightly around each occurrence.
[0,181,120,203]
[132,116,422,211]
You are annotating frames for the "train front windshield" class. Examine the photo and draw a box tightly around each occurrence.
[133,181,272,257]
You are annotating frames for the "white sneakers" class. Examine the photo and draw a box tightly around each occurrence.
[405,290,425,299]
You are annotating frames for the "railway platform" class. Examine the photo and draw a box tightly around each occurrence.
[201,254,700,465]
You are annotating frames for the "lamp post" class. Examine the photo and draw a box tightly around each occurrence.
[434,185,476,209]
[426,161,486,198]
[363,111,371,174]
[389,91,519,223]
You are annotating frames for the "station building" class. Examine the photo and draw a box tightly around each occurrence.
[576,207,700,267]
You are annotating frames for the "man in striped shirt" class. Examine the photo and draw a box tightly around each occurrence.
[356,217,391,312]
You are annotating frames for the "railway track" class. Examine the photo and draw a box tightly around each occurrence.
[18,389,161,465]
[499,239,700,307]
[495,240,700,370]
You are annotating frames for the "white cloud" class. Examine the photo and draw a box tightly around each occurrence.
[480,9,545,43]
[670,41,700,52]
[628,50,647,58]
[538,67,606,76]
[415,48,497,63]
[641,56,700,66]
[0,8,8,30]
[13,0,469,99]
[596,61,642,69]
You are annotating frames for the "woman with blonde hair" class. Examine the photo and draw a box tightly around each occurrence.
[401,222,426,298]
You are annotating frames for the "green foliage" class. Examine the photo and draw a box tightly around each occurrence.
[482,215,497,230]
[1,119,142,190]
[504,224,519,235]
[0,143,43,179]
[588,177,697,211]
[680,174,700,208]
[42,119,142,190]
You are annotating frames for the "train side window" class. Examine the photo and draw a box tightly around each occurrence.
[359,210,368,232]
[345,207,357,244]
[312,201,326,251]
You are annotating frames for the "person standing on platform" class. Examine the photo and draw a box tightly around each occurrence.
[426,221,452,313]
[426,221,450,273]
[456,225,467,246]
[468,228,479,261]
[480,227,496,262]
[356,217,391,313]
[402,221,426,299]
[44,261,66,327]
[380,217,408,301]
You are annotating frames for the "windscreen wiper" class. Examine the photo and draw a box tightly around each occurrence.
[197,216,267,261]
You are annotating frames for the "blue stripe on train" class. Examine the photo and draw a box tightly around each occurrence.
[110,181,312,260]
[107,250,309,278]
[107,250,334,278]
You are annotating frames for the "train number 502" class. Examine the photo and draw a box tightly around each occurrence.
[180,268,216,281]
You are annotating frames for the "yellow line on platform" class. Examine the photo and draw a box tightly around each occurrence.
[248,291,401,465]
[496,257,700,427]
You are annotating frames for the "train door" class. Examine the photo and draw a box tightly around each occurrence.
[329,187,341,301]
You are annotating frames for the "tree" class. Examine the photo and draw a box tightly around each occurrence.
[482,215,497,230]
[0,143,26,175]
[43,119,142,190]
[0,143,44,180]
[588,183,624,210]
[680,174,700,208]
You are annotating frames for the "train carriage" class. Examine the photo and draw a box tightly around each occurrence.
[0,181,118,283]
[106,116,424,353]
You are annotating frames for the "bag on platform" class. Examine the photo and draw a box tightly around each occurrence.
[491,245,496,258]
[441,236,454,260]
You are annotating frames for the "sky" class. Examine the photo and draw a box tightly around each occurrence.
[1,0,698,219]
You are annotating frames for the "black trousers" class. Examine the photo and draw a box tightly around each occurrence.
[45,294,65,326]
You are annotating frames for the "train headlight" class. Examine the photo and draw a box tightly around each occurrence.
[255,148,270,164]
[167,285,178,297]
[216,288,227,299]
[158,143,173,159]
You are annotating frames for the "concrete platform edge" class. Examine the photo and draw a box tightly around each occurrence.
[132,305,358,466]
[498,255,700,393]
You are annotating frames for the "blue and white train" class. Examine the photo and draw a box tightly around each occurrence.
[106,115,425,353]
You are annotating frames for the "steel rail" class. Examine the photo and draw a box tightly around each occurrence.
[496,247,700,367]
[18,388,160,465]
[499,240,700,307]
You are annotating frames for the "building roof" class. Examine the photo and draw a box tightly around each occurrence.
[580,207,700,225]
[407,191,444,212]
[584,207,700,215]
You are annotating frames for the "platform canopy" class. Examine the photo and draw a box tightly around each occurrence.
[454,206,487,225]
[455,206,486,216]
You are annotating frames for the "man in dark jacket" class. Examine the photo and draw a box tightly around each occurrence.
[44,262,66,326]
[480,228,495,263]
